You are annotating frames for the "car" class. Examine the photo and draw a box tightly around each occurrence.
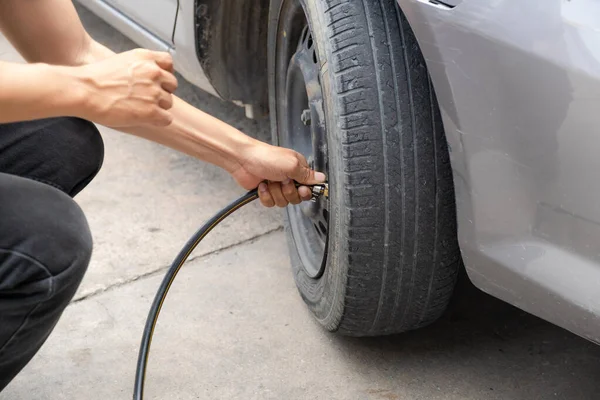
[77,0,600,343]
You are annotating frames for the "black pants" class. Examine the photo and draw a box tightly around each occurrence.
[0,117,104,391]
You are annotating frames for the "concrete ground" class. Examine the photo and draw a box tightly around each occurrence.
[2,5,600,400]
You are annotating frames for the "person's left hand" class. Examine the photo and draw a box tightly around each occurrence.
[229,141,326,208]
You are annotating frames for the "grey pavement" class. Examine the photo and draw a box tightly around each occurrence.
[2,5,600,400]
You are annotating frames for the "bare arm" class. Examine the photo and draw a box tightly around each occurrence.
[0,0,99,122]
[0,0,102,66]
[0,0,324,206]
[0,62,80,122]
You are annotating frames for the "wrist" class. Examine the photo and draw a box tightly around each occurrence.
[218,126,258,173]
[59,64,104,122]
[35,63,90,119]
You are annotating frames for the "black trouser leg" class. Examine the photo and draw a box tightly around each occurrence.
[0,117,104,391]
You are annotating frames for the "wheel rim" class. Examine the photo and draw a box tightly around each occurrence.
[282,22,329,279]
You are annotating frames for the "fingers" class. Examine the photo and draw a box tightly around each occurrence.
[150,51,174,73]
[151,59,176,111]
[288,153,327,185]
[160,69,178,93]
[158,90,173,110]
[281,179,302,205]
[156,66,176,110]
[258,180,314,208]
[258,182,275,207]
[298,185,312,201]
[132,49,174,71]
[268,181,288,207]
[150,108,173,127]
[133,49,177,90]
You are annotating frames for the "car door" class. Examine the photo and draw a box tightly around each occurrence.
[104,0,177,43]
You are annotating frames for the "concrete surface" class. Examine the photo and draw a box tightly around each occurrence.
[2,4,600,400]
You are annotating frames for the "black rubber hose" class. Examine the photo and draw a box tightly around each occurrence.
[133,188,259,400]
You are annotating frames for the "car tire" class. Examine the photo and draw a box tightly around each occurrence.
[268,0,461,336]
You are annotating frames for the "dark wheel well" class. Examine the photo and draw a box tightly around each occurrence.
[194,0,270,117]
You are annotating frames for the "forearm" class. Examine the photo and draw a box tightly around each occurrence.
[125,97,254,173]
[0,0,258,174]
[0,0,320,206]
[83,41,254,173]
[0,61,83,123]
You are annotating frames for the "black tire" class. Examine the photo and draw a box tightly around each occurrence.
[268,0,461,336]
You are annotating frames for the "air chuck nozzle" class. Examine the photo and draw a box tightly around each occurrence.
[293,181,329,201]
[310,183,329,200]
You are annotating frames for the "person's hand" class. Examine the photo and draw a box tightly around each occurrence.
[73,49,178,128]
[229,141,326,208]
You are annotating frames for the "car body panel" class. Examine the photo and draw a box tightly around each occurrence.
[76,0,220,98]
[171,0,220,97]
[77,0,171,52]
[398,0,600,343]
[102,0,177,42]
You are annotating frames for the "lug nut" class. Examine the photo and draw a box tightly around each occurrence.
[301,109,311,126]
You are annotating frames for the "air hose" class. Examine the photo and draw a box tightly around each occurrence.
[133,183,328,400]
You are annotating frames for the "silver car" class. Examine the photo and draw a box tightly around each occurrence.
[78,0,600,344]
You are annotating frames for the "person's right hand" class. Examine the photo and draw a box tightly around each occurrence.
[228,140,326,208]
[74,49,178,128]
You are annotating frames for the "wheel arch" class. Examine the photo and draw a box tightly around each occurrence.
[396,0,466,170]
[194,0,271,118]
[396,0,470,248]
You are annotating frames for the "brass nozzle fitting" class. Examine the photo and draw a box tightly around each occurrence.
[310,183,329,200]
[292,181,329,200]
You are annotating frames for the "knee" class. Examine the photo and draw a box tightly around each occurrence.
[63,118,104,196]
[35,186,93,282]
[73,118,104,167]
[43,197,93,284]
[0,175,93,289]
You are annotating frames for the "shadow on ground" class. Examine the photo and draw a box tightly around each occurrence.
[330,269,600,399]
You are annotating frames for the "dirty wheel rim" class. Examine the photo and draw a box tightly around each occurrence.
[282,21,329,279]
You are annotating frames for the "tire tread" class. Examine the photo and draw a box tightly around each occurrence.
[270,0,460,337]
[324,0,459,335]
